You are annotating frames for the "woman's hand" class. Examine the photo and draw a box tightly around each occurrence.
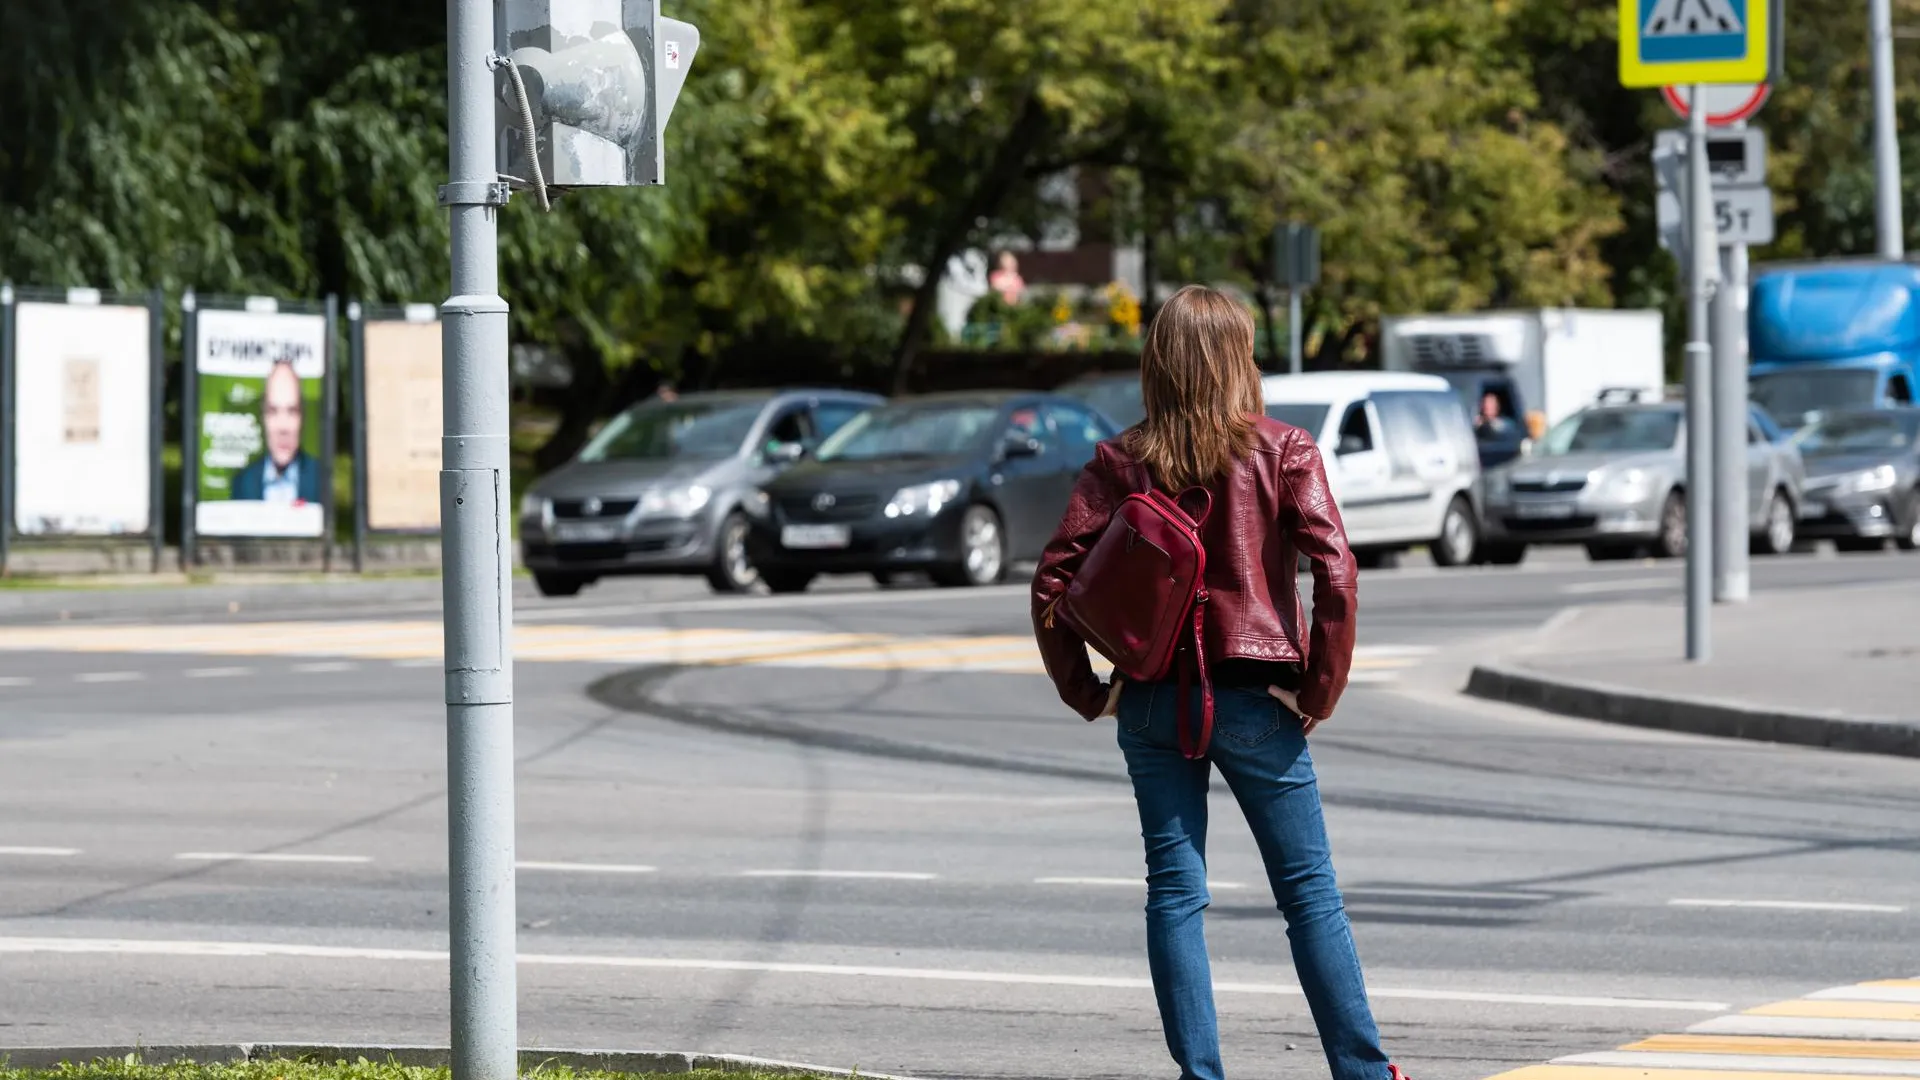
[1099,680,1124,718]
[1267,685,1325,736]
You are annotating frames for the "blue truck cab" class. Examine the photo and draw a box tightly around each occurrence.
[1749,261,1920,428]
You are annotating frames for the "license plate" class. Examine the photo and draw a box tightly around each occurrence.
[1513,502,1576,520]
[782,524,851,550]
[554,520,621,543]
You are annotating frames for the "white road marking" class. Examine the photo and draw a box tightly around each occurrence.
[75,671,142,683]
[1560,576,1676,595]
[1690,1015,1920,1040]
[0,935,1730,1010]
[0,846,79,857]
[1557,1051,1920,1076]
[516,861,657,875]
[391,658,441,668]
[173,852,372,865]
[1034,877,1250,890]
[1669,898,1906,913]
[741,869,937,881]
[1350,887,1554,903]
[1810,985,1920,1004]
[0,676,32,687]
[185,666,251,679]
[1534,606,1584,636]
[293,661,357,673]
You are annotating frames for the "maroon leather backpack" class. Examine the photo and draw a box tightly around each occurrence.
[1051,487,1215,758]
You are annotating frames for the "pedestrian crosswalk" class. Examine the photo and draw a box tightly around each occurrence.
[1489,978,1920,1080]
[0,620,1430,682]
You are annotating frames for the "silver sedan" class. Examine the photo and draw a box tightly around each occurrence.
[1480,402,1804,563]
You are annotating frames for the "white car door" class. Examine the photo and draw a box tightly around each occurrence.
[1370,391,1456,540]
[1323,400,1394,545]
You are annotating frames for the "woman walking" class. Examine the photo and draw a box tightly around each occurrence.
[1032,285,1406,1080]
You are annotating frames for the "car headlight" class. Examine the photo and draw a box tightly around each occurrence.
[884,479,962,519]
[743,489,772,519]
[1485,472,1510,501]
[1844,464,1898,494]
[1603,468,1652,502]
[518,492,551,533]
[640,484,712,518]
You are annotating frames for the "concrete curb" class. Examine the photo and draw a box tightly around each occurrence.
[1466,663,1920,758]
[0,1044,924,1079]
[0,578,453,624]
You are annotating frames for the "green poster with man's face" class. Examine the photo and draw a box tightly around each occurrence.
[193,309,329,538]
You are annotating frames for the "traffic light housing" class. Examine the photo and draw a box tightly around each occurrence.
[494,0,700,187]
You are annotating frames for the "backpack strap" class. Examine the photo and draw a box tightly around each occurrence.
[1175,584,1214,760]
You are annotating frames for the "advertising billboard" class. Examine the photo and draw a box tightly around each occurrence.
[10,299,155,536]
[360,313,443,532]
[192,307,332,538]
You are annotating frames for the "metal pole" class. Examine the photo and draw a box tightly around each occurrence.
[1871,0,1905,258]
[1288,285,1303,375]
[1712,240,1751,603]
[149,289,166,574]
[444,1,517,1078]
[1685,89,1716,661]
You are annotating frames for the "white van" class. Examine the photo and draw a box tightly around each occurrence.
[1261,372,1482,567]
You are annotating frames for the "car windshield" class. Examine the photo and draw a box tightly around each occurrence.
[1797,412,1920,455]
[1265,403,1331,436]
[1067,379,1144,428]
[1750,369,1880,424]
[577,400,763,463]
[1539,409,1680,455]
[815,404,1003,462]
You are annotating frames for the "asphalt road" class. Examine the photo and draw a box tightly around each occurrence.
[3,550,1919,1080]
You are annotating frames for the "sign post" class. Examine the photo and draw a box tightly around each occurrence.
[1623,0,1771,660]
[1270,223,1320,376]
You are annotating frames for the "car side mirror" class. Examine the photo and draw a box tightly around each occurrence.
[765,440,806,464]
[1337,435,1368,456]
[1002,435,1043,460]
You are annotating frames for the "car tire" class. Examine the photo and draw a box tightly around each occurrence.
[1751,489,1796,557]
[1480,542,1527,566]
[1353,548,1399,571]
[1897,489,1920,552]
[932,504,1006,587]
[1651,490,1688,559]
[1835,536,1887,553]
[1430,496,1478,568]
[1585,543,1637,562]
[533,571,589,598]
[762,568,816,594]
[705,511,761,594]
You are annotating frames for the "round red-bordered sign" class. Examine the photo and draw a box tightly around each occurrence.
[1662,83,1771,127]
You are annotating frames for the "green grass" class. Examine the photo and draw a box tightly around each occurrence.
[1,1060,855,1080]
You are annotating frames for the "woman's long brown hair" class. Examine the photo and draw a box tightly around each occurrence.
[1125,284,1264,489]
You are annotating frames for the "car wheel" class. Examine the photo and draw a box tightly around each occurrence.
[1835,536,1887,553]
[533,571,589,598]
[1585,543,1636,562]
[704,512,760,594]
[1651,490,1688,559]
[933,505,1006,587]
[1480,542,1527,566]
[1752,489,1796,557]
[761,568,816,594]
[1430,496,1478,568]
[1353,548,1399,571]
[1897,489,1920,552]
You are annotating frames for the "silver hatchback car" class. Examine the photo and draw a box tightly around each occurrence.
[519,389,882,596]
[1482,401,1804,562]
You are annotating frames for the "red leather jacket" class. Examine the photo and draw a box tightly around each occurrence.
[1031,415,1359,722]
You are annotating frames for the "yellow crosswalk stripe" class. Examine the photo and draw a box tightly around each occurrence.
[1623,1034,1920,1060]
[1747,1002,1920,1023]
[1490,1066,1900,1080]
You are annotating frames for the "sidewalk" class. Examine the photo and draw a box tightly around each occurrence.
[1467,579,1920,757]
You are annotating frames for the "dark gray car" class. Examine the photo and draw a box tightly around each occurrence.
[519,389,882,597]
[1794,408,1920,552]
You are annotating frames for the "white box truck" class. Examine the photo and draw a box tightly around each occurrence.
[1379,309,1665,467]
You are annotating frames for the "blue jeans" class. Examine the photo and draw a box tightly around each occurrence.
[1116,680,1390,1080]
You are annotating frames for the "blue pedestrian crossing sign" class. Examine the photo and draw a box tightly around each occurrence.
[1620,0,1771,87]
